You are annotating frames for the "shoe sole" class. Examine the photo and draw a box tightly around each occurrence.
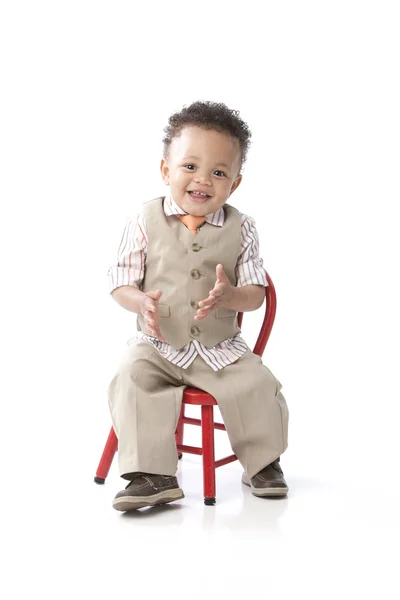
[112,488,185,511]
[241,473,288,497]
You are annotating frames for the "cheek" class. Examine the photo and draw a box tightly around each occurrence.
[172,171,191,186]
[216,180,234,195]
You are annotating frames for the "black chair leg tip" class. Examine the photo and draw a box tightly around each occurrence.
[94,476,105,484]
[204,497,216,506]
[178,453,183,460]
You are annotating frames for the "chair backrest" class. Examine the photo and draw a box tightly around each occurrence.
[237,271,277,358]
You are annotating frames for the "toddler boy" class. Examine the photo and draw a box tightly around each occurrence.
[107,101,289,511]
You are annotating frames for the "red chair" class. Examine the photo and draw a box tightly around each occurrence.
[95,272,277,505]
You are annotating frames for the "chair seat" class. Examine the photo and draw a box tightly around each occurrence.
[183,387,217,405]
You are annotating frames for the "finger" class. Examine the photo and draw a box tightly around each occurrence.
[199,290,220,305]
[210,287,222,298]
[146,289,163,301]
[196,307,212,316]
[153,327,166,342]
[144,310,155,319]
[198,294,213,307]
[196,302,217,317]
[144,300,156,313]
[216,264,229,283]
[198,296,217,309]
[194,309,213,320]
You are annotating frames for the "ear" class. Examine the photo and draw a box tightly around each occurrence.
[160,158,170,185]
[229,174,242,196]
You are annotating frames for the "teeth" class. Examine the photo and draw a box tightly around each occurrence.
[191,191,207,196]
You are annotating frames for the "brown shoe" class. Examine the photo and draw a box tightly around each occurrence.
[242,458,289,497]
[112,473,185,511]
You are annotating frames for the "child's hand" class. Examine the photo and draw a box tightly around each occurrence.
[141,289,166,342]
[195,264,234,320]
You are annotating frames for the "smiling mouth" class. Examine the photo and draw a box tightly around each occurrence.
[188,190,211,201]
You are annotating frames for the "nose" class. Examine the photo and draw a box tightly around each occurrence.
[193,171,212,186]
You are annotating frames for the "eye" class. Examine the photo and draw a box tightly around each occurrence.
[214,170,226,177]
[184,164,196,170]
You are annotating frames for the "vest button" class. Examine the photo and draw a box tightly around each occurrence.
[190,326,200,336]
[191,243,201,252]
[190,269,200,279]
[190,301,199,309]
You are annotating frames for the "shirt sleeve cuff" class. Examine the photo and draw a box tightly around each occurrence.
[107,266,142,293]
[236,260,268,288]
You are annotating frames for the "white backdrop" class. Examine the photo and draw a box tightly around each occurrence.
[1,1,399,597]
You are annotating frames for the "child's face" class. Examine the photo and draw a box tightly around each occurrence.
[160,126,242,216]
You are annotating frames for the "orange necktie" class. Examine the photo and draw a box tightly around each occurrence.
[177,214,206,235]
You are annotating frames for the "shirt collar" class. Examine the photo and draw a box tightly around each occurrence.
[163,193,225,227]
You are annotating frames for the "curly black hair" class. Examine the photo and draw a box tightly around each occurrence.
[163,101,252,167]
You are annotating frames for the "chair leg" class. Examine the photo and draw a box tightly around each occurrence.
[175,403,185,459]
[201,404,216,505]
[94,427,118,484]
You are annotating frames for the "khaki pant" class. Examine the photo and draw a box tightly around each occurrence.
[108,340,289,480]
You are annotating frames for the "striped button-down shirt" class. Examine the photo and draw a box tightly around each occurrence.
[108,195,268,371]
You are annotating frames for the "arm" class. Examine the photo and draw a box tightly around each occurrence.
[220,281,264,312]
[195,214,268,320]
[111,285,149,314]
[108,214,166,341]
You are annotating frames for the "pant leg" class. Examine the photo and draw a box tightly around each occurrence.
[108,340,186,479]
[182,349,289,478]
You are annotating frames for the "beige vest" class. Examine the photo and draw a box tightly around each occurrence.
[137,197,242,349]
